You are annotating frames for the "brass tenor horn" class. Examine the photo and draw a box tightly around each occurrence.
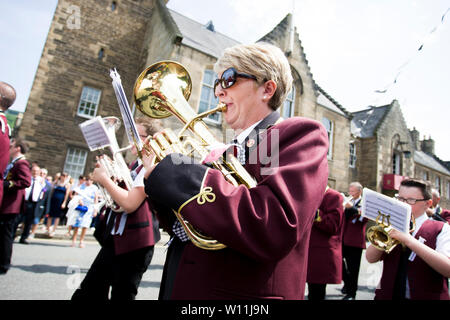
[133,61,256,250]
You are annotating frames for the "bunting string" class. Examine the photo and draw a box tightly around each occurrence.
[374,7,449,95]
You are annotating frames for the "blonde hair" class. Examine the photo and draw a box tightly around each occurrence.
[214,42,293,110]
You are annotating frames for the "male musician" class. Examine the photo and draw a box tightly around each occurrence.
[142,43,329,299]
[426,188,450,223]
[366,179,450,299]
[0,81,16,208]
[307,187,344,300]
[72,117,161,300]
[0,138,31,274]
[341,181,367,300]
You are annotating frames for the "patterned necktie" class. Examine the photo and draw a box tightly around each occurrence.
[231,139,246,165]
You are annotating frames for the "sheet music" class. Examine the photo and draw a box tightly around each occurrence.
[79,116,111,151]
[110,68,143,151]
[361,187,411,233]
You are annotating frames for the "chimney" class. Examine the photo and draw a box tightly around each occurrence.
[421,136,435,155]
[409,127,420,150]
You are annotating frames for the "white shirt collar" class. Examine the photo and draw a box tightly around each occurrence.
[412,213,428,237]
[234,120,263,145]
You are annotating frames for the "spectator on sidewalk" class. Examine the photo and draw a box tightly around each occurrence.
[68,173,98,248]
[46,172,71,237]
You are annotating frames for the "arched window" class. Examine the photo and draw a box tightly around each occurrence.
[321,117,333,160]
[111,1,117,11]
[198,69,221,124]
[282,87,295,118]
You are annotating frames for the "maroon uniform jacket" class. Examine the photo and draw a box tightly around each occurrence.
[375,219,449,300]
[145,113,329,300]
[342,198,368,249]
[0,112,10,207]
[435,207,450,224]
[307,188,344,284]
[95,164,160,255]
[0,157,31,215]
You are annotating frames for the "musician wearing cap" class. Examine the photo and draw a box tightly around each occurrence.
[366,178,450,300]
[72,117,162,300]
[141,42,329,300]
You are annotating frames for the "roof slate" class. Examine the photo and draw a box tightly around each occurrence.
[351,105,391,138]
[414,150,450,175]
[168,9,240,59]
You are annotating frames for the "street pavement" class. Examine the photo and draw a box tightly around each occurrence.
[0,226,381,300]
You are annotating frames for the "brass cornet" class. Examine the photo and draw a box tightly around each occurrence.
[133,61,256,250]
[366,211,415,253]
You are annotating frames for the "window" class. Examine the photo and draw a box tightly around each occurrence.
[447,181,450,199]
[63,147,88,179]
[349,142,356,168]
[435,176,441,194]
[111,1,117,11]
[77,86,101,118]
[198,70,221,124]
[321,117,333,159]
[392,151,401,174]
[282,87,295,118]
[98,48,104,60]
[423,171,429,181]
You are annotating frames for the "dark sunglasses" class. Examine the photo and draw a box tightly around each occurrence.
[214,68,257,93]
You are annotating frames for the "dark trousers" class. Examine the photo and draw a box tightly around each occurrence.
[71,238,154,300]
[307,283,326,300]
[20,201,36,241]
[0,214,18,273]
[159,236,187,300]
[342,245,363,297]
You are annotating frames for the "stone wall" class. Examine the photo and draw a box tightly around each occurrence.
[19,0,155,176]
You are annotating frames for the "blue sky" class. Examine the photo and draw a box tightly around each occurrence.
[1,0,449,160]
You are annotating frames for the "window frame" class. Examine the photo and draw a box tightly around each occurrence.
[321,117,334,160]
[63,147,88,179]
[281,87,296,118]
[198,69,221,125]
[77,86,102,119]
[349,142,356,168]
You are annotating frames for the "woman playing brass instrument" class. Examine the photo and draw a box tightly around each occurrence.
[141,42,329,300]
[366,178,450,300]
[72,117,162,300]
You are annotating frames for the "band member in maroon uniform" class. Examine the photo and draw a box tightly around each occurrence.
[142,43,329,300]
[341,181,367,300]
[0,81,16,208]
[366,179,450,300]
[0,138,31,274]
[307,187,344,300]
[71,117,161,300]
[426,188,450,223]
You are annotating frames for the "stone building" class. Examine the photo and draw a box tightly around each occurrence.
[350,100,450,207]
[19,0,352,192]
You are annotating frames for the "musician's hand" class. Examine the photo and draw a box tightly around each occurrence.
[92,157,109,185]
[388,228,413,247]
